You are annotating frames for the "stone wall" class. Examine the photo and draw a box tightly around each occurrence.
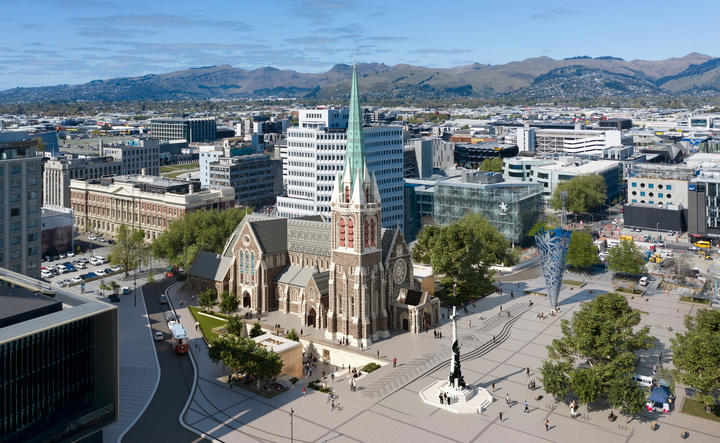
[300,338,385,371]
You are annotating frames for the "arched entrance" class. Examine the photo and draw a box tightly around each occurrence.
[242,292,251,308]
[307,308,316,327]
[424,311,432,330]
[400,312,409,331]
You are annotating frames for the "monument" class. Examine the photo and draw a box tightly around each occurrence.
[419,306,493,413]
[535,226,572,308]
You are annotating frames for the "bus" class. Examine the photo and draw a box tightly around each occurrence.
[695,241,711,249]
[170,323,189,354]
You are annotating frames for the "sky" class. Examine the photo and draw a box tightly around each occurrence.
[1,0,719,90]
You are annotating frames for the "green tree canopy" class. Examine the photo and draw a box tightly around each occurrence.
[550,175,607,215]
[208,335,283,386]
[198,288,217,311]
[151,208,249,271]
[249,322,264,338]
[566,230,600,271]
[225,315,245,337]
[111,224,146,277]
[219,291,239,315]
[670,309,720,410]
[285,329,299,342]
[540,293,654,413]
[605,239,646,275]
[479,157,503,173]
[412,213,513,303]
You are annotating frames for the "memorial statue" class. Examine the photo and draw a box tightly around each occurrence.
[448,306,466,389]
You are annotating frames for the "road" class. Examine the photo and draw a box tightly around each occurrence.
[123,280,203,443]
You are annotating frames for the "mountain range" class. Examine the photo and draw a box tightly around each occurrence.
[2,53,719,103]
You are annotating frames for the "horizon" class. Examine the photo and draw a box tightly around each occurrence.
[1,0,720,90]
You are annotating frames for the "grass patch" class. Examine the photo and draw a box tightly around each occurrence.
[362,362,381,373]
[616,287,644,295]
[188,305,226,343]
[160,162,198,173]
[679,296,711,305]
[682,398,720,422]
[164,169,196,178]
[562,280,584,287]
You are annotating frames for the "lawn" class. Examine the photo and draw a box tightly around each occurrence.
[679,296,711,305]
[616,286,643,295]
[160,162,199,173]
[682,398,720,423]
[188,305,226,343]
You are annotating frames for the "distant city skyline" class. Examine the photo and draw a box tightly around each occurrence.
[0,0,719,90]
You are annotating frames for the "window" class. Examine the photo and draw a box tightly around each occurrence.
[649,184,654,189]
[649,201,654,204]
[666,185,672,190]
[631,182,637,187]
[640,192,645,197]
[658,184,664,189]
[632,199,637,203]
[666,194,671,199]
[640,183,645,188]
[632,191,637,196]
[348,218,354,247]
[10,208,19,217]
[649,192,654,197]
[339,218,345,247]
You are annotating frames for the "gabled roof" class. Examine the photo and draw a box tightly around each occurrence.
[249,218,288,253]
[381,228,395,263]
[189,251,232,282]
[275,265,316,287]
[311,271,330,296]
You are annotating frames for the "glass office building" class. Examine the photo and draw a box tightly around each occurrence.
[0,269,118,442]
[433,180,543,245]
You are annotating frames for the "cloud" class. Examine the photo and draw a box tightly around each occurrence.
[410,48,472,55]
[69,13,254,37]
[530,8,583,20]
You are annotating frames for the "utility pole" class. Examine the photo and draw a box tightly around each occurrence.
[290,408,294,443]
[134,265,137,307]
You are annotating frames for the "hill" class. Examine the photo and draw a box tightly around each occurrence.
[0,53,718,103]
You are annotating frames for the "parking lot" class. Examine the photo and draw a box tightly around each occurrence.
[40,244,129,293]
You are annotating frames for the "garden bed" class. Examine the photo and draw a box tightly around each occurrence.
[616,286,644,295]
[562,280,585,287]
[524,290,547,296]
[679,296,711,305]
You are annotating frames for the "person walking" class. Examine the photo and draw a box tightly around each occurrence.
[498,410,503,422]
[302,386,306,396]
[491,382,495,392]
[545,418,550,431]
[393,357,397,368]
[524,401,529,413]
[526,367,530,376]
[506,393,510,406]
[377,349,380,358]
[439,393,444,405]
[331,373,335,383]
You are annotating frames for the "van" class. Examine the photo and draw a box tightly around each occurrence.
[620,235,633,241]
[639,276,649,286]
[633,374,653,387]
[159,294,168,304]
[695,241,711,249]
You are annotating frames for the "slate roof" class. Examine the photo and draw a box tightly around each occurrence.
[189,251,232,281]
[249,218,288,253]
[275,265,316,287]
[311,271,330,296]
[381,228,395,262]
[405,289,423,306]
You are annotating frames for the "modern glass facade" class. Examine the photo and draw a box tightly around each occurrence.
[433,181,543,244]
[0,316,115,443]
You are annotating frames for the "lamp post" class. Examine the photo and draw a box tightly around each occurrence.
[133,264,137,307]
[289,408,294,443]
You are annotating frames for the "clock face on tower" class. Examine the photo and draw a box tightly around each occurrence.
[393,259,407,285]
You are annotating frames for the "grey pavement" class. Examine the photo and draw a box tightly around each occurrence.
[165,273,720,442]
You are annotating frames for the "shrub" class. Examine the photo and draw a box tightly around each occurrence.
[362,362,381,373]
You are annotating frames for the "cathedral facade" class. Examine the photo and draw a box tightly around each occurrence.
[188,64,439,346]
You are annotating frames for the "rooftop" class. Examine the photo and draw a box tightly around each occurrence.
[252,332,301,354]
[0,285,62,328]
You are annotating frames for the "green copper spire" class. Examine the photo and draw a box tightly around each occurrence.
[344,62,364,186]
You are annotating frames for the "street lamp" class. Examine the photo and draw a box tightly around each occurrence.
[133,264,137,307]
[656,222,660,240]
[290,408,294,443]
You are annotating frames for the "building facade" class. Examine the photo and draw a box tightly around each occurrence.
[147,118,216,142]
[209,154,282,207]
[43,138,160,208]
[277,118,405,231]
[198,145,223,189]
[41,206,74,257]
[70,175,234,241]
[0,138,42,277]
[688,172,720,239]
[516,127,622,156]
[0,268,118,442]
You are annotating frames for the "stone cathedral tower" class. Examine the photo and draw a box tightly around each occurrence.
[325,63,389,347]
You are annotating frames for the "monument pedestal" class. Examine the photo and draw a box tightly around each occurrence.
[419,380,493,414]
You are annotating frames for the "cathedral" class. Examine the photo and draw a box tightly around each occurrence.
[188,64,439,347]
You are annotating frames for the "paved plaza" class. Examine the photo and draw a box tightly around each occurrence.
[166,272,720,442]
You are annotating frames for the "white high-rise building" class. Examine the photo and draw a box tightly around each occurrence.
[277,109,404,231]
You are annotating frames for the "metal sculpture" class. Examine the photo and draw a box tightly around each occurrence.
[535,226,572,308]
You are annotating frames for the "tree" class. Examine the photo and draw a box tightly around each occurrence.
[540,293,655,413]
[607,375,646,420]
[606,239,646,275]
[219,291,239,315]
[111,224,146,277]
[152,208,249,270]
[413,214,512,303]
[285,329,299,342]
[35,137,46,152]
[479,157,503,173]
[550,175,607,215]
[671,309,720,411]
[249,322,264,338]
[566,230,600,271]
[226,315,245,337]
[198,288,217,311]
[208,335,284,388]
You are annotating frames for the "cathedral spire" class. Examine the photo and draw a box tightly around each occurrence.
[344,61,365,189]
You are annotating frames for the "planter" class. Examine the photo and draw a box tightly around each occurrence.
[681,430,688,439]
[651,421,658,431]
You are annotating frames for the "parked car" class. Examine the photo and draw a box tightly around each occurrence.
[97,237,105,242]
[639,276,649,286]
[77,257,89,264]
[121,287,130,295]
[76,262,87,269]
[67,252,75,257]
[104,268,113,275]
[82,272,98,280]
[71,276,83,283]
[688,245,701,251]
[154,331,164,341]
[88,235,97,241]
[41,270,53,279]
[111,265,123,272]
[107,239,115,244]
[95,269,106,276]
